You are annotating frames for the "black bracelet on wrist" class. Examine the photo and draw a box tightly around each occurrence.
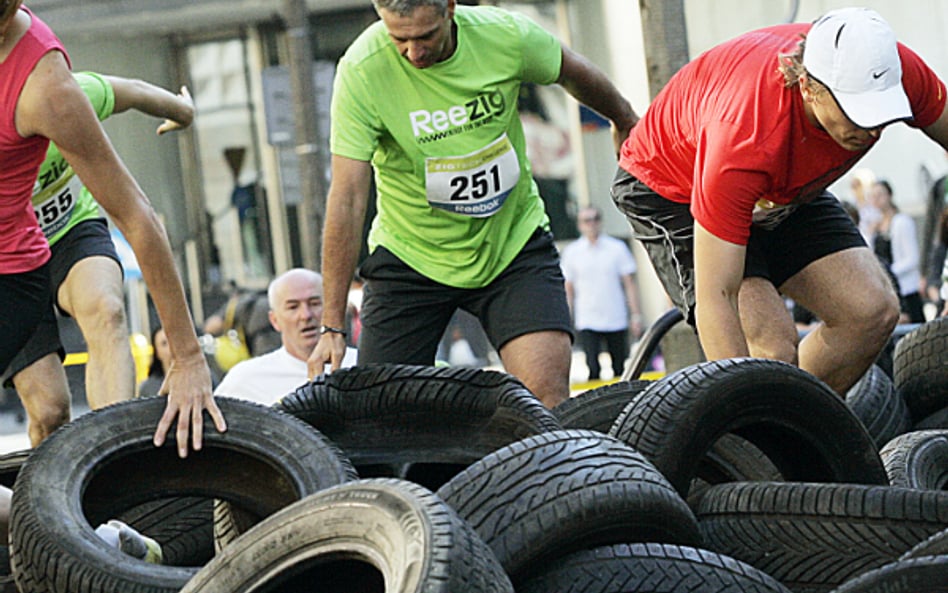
[319,325,348,338]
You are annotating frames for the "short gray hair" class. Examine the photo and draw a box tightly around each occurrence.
[371,0,448,17]
[267,268,323,310]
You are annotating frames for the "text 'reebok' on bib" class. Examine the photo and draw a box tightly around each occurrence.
[425,134,520,218]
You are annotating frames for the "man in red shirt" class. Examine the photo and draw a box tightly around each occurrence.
[613,7,948,394]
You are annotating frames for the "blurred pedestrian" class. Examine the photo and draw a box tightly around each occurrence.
[561,206,642,380]
[215,269,356,405]
[868,179,925,322]
[138,326,171,398]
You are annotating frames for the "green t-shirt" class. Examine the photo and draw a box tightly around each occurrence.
[331,6,562,288]
[32,71,114,245]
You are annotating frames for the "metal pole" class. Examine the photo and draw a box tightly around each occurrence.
[282,0,326,271]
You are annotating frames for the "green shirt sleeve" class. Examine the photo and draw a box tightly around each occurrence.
[73,71,116,121]
[511,10,562,86]
[330,57,381,163]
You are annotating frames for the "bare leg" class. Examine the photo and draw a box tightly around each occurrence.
[12,353,71,446]
[57,256,135,409]
[781,248,899,395]
[739,277,799,365]
[499,330,571,409]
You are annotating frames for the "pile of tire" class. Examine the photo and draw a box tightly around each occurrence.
[0,318,944,592]
[552,316,948,592]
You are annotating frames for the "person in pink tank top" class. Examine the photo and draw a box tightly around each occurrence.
[0,2,226,457]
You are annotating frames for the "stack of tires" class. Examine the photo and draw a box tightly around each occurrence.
[1,318,945,591]
[552,316,948,592]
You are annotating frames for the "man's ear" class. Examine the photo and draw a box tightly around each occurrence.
[799,74,814,102]
[268,310,280,332]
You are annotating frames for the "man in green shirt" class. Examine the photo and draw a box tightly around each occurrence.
[3,72,197,445]
[309,0,638,407]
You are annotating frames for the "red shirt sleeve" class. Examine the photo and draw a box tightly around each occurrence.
[900,43,947,129]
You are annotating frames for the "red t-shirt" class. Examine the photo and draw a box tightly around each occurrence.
[0,8,67,273]
[619,23,947,245]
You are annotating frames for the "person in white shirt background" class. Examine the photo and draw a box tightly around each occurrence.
[214,268,357,405]
[868,179,925,323]
[560,206,643,381]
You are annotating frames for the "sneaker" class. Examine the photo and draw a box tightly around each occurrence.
[96,520,163,564]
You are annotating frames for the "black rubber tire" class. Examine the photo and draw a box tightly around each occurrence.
[697,481,948,592]
[916,406,948,430]
[552,380,652,433]
[831,554,948,593]
[9,396,357,593]
[686,433,783,510]
[901,526,948,560]
[894,317,948,422]
[880,429,948,490]
[609,358,888,499]
[117,497,214,567]
[275,364,562,491]
[0,446,211,568]
[846,364,912,447]
[0,449,29,581]
[517,542,791,593]
[0,450,28,489]
[436,429,701,585]
[180,478,514,593]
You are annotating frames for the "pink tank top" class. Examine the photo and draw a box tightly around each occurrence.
[0,8,67,273]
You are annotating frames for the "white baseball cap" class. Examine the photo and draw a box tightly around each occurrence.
[802,7,912,129]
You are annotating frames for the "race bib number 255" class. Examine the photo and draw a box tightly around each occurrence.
[425,134,520,218]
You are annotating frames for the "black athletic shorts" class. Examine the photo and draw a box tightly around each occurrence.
[611,167,866,325]
[48,218,122,312]
[0,263,54,380]
[2,219,121,383]
[356,227,573,365]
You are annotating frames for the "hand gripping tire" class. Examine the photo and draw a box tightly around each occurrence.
[609,358,888,499]
[9,396,357,593]
[180,478,514,593]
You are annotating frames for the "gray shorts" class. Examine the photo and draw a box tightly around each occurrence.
[2,219,121,383]
[610,168,866,325]
[356,227,573,365]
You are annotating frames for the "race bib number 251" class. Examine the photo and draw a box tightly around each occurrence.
[425,134,520,218]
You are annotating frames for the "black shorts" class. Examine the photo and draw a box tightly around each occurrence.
[48,218,122,312]
[0,263,56,381]
[1,219,120,383]
[611,168,866,325]
[356,227,573,365]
